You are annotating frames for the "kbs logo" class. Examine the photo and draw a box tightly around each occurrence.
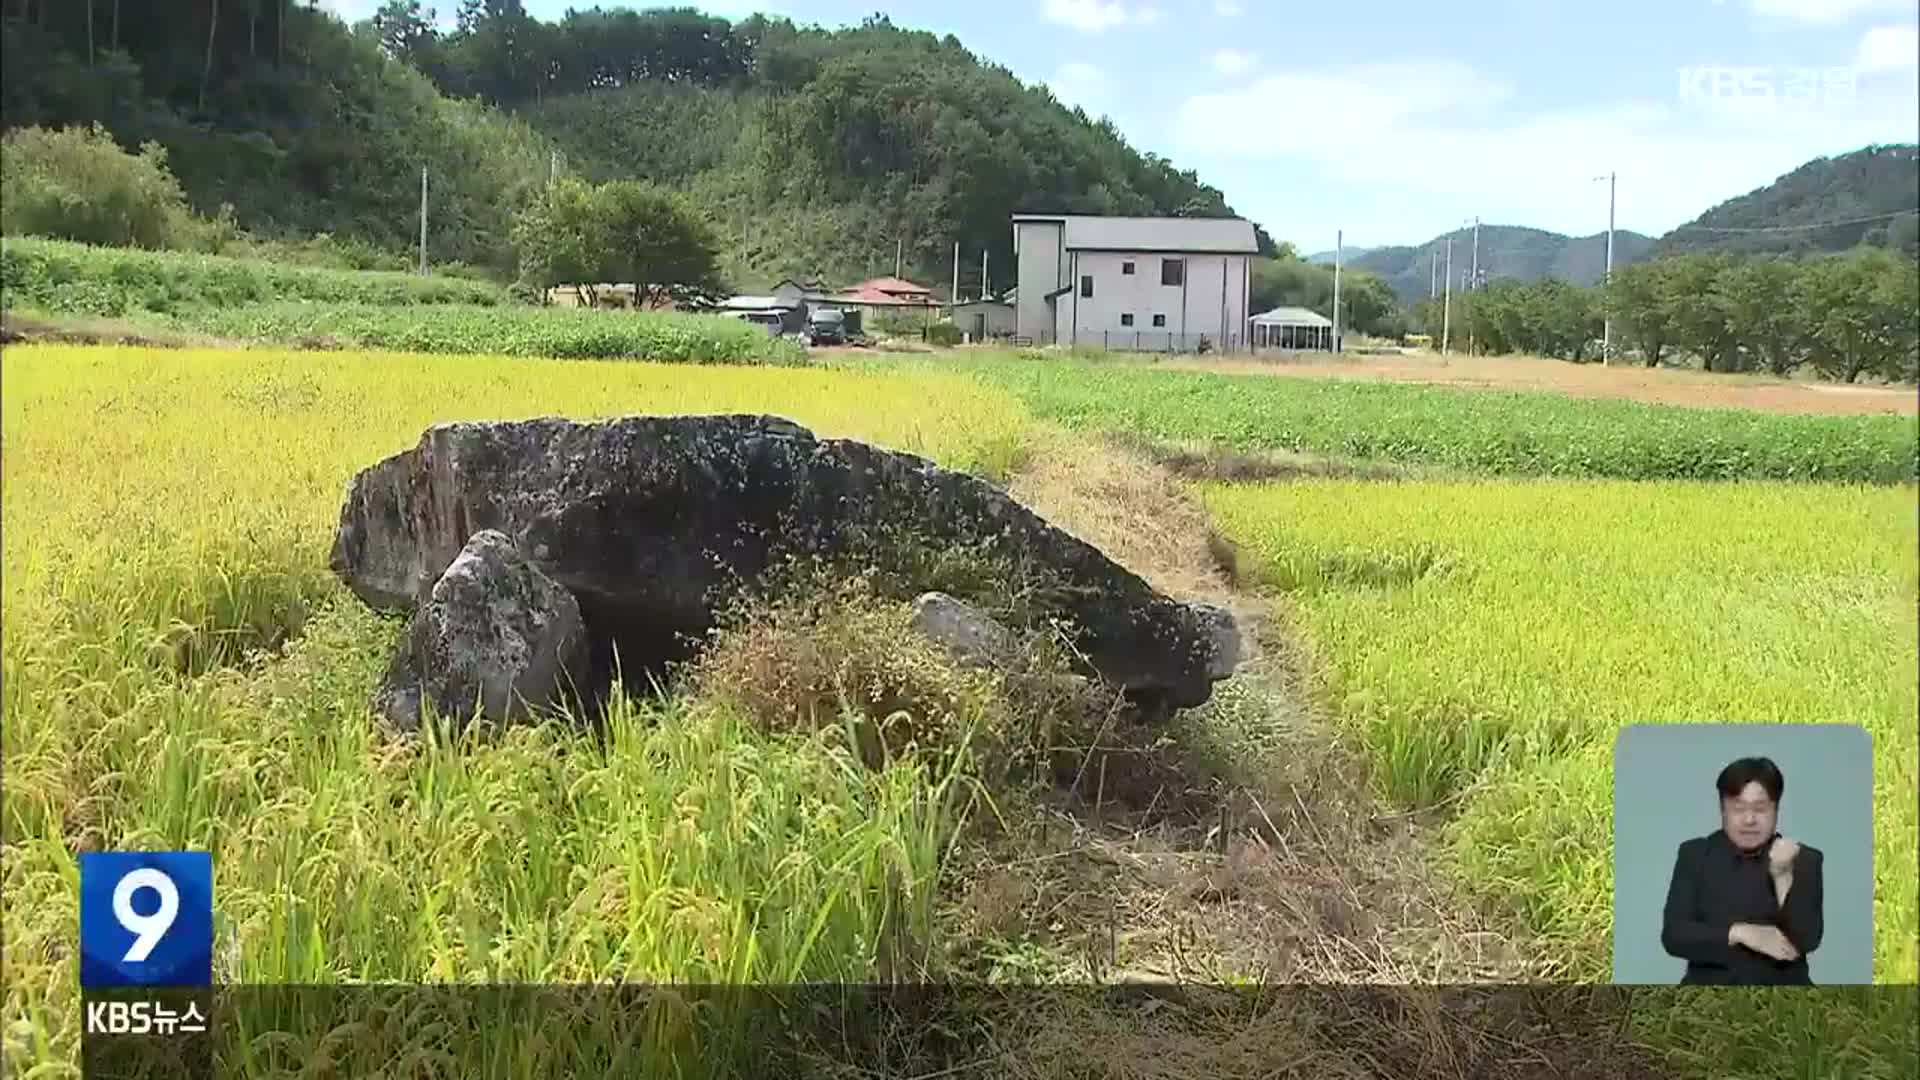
[1676,66,1858,109]
[79,852,213,988]
[85,999,209,1036]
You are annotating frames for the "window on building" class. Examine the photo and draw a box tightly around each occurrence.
[1120,313,1134,327]
[1080,275,1093,298]
[1161,259,1185,286]
[1152,314,1167,328]
[1122,261,1136,275]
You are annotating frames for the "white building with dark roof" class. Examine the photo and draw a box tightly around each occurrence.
[1011,214,1260,351]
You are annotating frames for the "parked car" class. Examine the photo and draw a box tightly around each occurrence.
[732,311,785,336]
[804,308,847,346]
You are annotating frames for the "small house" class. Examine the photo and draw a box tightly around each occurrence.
[1250,307,1335,351]
[953,299,1016,341]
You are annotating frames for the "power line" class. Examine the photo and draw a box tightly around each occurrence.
[1665,208,1919,234]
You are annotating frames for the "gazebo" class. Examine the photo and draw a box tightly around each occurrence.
[1249,307,1335,351]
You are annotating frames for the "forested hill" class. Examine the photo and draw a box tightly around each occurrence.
[392,4,1277,288]
[1345,226,1657,306]
[0,2,1273,290]
[1655,143,1920,257]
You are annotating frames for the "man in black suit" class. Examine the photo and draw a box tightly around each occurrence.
[1660,756,1824,985]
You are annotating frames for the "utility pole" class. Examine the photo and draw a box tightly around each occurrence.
[1596,171,1616,364]
[1468,217,1479,355]
[1470,217,1480,291]
[981,248,990,301]
[418,166,428,276]
[895,238,903,279]
[1441,230,1454,354]
[952,241,961,314]
[1331,229,1343,354]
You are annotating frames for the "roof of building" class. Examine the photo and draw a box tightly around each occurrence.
[720,295,798,311]
[837,284,937,306]
[953,299,1014,311]
[842,276,933,297]
[1250,306,1333,327]
[1011,214,1260,254]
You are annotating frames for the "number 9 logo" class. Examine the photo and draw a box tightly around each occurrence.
[113,868,180,963]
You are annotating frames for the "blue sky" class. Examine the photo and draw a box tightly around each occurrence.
[322,1,1920,249]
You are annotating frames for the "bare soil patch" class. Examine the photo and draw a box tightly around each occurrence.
[1161,351,1917,417]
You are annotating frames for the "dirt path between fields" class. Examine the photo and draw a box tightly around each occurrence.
[949,429,1672,1078]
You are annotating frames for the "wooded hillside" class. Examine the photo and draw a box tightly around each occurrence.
[0,2,1272,290]
[1656,143,1920,258]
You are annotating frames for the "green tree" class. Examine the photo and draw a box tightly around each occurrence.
[598,179,726,307]
[1662,254,1742,372]
[0,123,195,248]
[1800,247,1920,383]
[510,173,614,304]
[1604,260,1678,367]
[1713,257,1806,375]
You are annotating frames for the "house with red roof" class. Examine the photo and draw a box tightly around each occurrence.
[835,276,937,308]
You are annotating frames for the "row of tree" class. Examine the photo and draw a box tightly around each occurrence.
[1407,248,1918,382]
[369,1,756,107]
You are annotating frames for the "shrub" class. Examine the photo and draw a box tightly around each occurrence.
[926,322,964,347]
[0,238,504,316]
[161,301,806,364]
[0,124,197,250]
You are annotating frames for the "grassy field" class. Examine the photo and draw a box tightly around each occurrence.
[1,237,505,315]
[1164,351,1920,417]
[1202,478,1918,1074]
[0,344,1036,1074]
[156,301,808,364]
[944,354,1919,484]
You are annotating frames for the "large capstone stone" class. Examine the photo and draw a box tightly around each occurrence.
[332,415,1239,713]
[374,529,589,733]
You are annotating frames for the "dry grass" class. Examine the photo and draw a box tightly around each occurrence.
[939,430,1673,1076]
[1004,427,1240,607]
[1164,350,1919,417]
[0,308,225,349]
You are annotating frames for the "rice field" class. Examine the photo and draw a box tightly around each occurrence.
[1202,477,1918,1074]
[0,344,1036,1074]
[5,342,1916,1078]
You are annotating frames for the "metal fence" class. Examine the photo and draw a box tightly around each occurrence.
[1020,331,1253,354]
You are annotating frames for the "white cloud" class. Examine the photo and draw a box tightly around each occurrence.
[1215,0,1245,15]
[1173,59,1918,234]
[1042,0,1157,32]
[1857,24,1920,70]
[1212,50,1258,77]
[1181,63,1513,139]
[1748,0,1916,24]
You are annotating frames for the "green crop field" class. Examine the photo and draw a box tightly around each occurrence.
[0,237,505,315]
[158,301,807,364]
[1203,477,1918,1076]
[946,354,1920,484]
